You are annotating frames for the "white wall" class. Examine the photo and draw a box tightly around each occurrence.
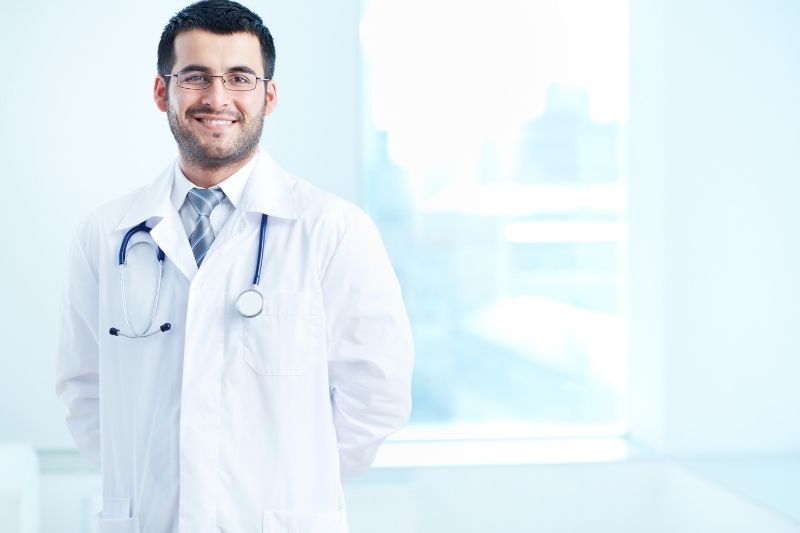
[628,0,800,454]
[0,0,360,448]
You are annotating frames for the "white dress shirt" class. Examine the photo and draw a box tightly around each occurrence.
[169,153,259,243]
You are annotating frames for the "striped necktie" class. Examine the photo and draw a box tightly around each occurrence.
[187,187,225,266]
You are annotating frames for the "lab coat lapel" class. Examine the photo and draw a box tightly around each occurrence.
[115,162,198,282]
[208,149,303,257]
[150,209,198,282]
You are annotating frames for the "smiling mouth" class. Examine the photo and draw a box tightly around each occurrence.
[194,117,237,126]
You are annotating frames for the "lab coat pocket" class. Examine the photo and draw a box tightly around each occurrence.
[262,508,348,533]
[242,291,322,376]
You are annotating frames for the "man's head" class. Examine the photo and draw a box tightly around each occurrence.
[157,0,276,83]
[153,0,277,172]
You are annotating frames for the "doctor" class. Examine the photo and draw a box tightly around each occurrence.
[55,1,414,532]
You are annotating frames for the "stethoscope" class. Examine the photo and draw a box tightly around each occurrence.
[109,214,268,338]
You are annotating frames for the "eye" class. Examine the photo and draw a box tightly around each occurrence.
[181,72,209,84]
[227,73,254,85]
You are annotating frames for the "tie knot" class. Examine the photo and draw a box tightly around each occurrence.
[187,187,225,217]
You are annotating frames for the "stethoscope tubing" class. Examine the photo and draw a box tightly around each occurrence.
[112,213,269,338]
[119,221,165,265]
[253,214,268,286]
[119,242,164,337]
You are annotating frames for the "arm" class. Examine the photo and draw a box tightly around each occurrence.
[322,209,415,482]
[54,223,101,467]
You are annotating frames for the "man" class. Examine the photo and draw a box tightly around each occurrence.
[55,1,414,532]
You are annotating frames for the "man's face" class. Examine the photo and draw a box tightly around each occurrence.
[153,29,277,169]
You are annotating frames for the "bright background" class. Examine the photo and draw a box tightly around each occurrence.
[361,0,628,436]
[0,0,799,532]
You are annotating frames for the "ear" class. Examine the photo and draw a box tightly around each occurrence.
[263,80,278,117]
[153,76,168,112]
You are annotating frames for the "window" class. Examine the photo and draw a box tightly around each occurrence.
[361,0,629,437]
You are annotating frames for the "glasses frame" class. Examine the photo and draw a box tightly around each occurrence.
[162,71,271,92]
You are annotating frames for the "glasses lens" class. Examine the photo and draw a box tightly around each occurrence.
[178,71,211,89]
[223,72,257,91]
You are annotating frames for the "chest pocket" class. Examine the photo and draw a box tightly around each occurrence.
[242,290,323,376]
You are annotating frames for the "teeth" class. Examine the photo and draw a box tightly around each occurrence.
[202,119,233,125]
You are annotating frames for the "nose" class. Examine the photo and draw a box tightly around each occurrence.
[200,76,232,109]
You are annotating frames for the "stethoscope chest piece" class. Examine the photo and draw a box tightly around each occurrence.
[237,287,264,318]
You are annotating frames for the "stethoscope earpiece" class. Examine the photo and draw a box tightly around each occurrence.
[108,323,171,339]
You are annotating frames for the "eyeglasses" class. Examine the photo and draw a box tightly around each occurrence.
[163,70,270,91]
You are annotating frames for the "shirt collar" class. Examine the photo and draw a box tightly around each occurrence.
[115,147,301,231]
[169,152,258,211]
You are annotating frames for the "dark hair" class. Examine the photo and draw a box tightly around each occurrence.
[157,0,275,80]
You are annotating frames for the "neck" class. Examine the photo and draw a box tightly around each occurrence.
[179,149,257,188]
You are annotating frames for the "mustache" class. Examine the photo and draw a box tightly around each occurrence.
[185,106,243,121]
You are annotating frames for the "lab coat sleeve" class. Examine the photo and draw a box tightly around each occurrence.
[322,208,414,482]
[54,222,101,467]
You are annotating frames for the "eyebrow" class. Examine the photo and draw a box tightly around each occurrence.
[178,64,212,73]
[227,65,259,76]
[178,64,260,76]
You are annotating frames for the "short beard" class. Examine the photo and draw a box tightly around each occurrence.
[166,99,266,171]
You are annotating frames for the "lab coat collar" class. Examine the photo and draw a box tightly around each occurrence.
[115,163,175,231]
[115,147,301,231]
[239,148,302,220]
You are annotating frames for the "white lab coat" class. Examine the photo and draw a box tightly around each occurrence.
[55,150,414,533]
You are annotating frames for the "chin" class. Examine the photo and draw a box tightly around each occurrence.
[201,141,237,158]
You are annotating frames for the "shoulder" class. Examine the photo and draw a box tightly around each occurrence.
[73,186,139,235]
[64,185,149,280]
[285,174,387,280]
[74,161,173,246]
[289,174,377,240]
[90,188,149,226]
[71,156,172,263]
[74,186,146,242]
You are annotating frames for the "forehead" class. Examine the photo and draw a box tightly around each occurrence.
[172,29,263,73]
